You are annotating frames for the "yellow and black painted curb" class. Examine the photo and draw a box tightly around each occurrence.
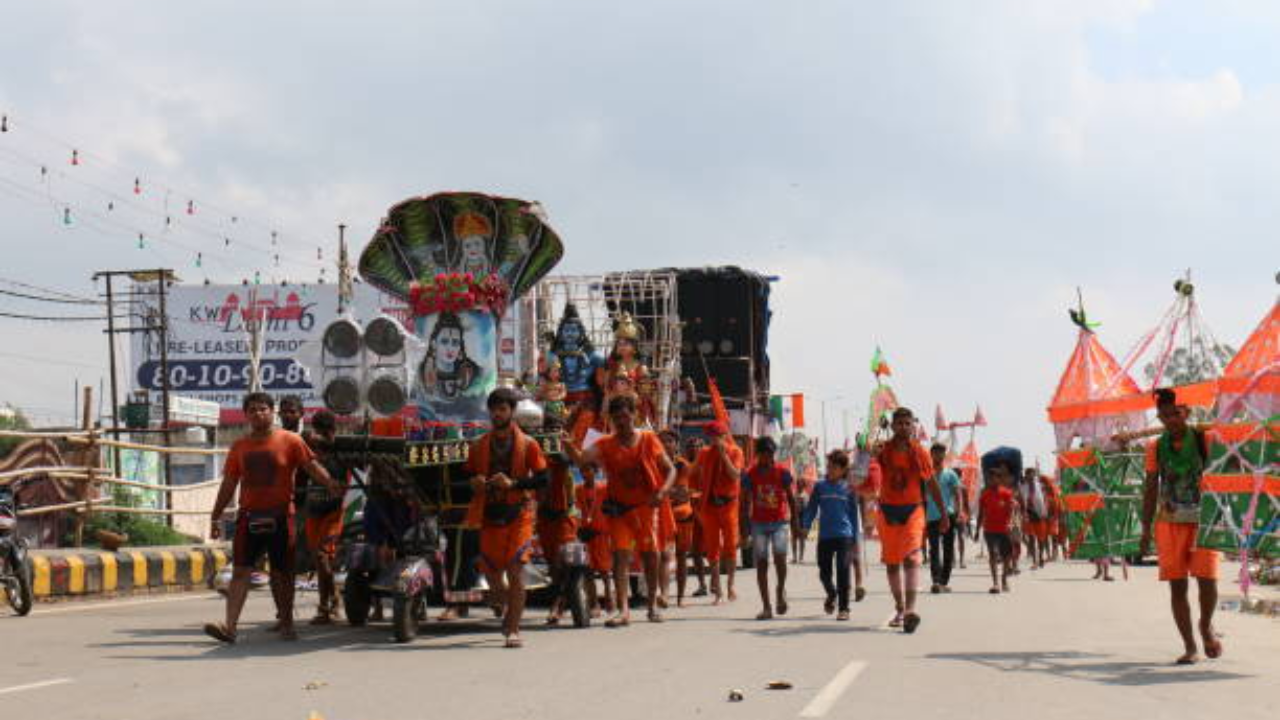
[30,546,229,600]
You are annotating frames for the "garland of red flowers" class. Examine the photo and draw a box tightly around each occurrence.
[409,272,509,316]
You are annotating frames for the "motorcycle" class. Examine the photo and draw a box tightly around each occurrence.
[0,485,34,616]
[341,513,442,644]
[553,540,591,628]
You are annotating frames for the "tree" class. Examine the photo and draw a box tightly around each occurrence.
[0,405,33,460]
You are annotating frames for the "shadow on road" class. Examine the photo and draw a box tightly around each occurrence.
[926,651,1253,686]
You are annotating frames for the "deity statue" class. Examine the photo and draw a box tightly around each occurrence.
[598,312,656,427]
[536,360,568,429]
[545,303,604,442]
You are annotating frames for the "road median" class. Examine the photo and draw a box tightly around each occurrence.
[29,545,230,601]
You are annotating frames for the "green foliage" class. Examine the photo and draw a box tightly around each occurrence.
[0,405,33,459]
[72,512,193,548]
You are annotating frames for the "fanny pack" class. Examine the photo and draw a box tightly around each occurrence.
[483,502,524,527]
[245,510,284,536]
[708,495,735,508]
[601,499,634,518]
[880,503,919,526]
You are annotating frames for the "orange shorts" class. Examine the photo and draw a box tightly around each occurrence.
[609,505,657,554]
[480,517,535,573]
[536,516,577,565]
[1155,521,1220,581]
[304,510,344,557]
[656,500,677,550]
[700,503,739,562]
[877,506,925,565]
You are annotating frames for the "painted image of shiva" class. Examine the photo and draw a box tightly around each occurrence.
[419,311,482,402]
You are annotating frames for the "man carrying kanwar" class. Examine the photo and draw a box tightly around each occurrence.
[1140,388,1223,665]
[695,420,746,604]
[464,387,550,649]
[875,407,949,634]
[205,392,340,644]
[576,394,677,626]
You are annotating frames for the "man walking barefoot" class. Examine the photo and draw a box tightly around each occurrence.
[742,437,799,620]
[1140,388,1223,665]
[874,408,949,633]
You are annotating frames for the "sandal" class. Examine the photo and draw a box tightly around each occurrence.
[837,610,850,621]
[203,622,237,644]
[854,587,867,603]
[504,635,524,649]
[647,610,665,623]
[605,615,630,628]
[889,613,904,628]
[902,613,921,634]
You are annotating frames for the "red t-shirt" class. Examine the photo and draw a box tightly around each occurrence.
[876,441,934,506]
[596,431,667,507]
[744,465,794,524]
[225,429,316,514]
[980,485,1017,533]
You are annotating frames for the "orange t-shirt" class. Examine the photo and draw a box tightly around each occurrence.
[225,429,316,514]
[596,431,667,507]
[696,443,745,500]
[876,441,934,506]
[575,482,609,531]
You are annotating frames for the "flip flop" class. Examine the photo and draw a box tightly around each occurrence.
[605,615,630,628]
[505,635,524,649]
[902,613,921,634]
[647,610,665,623]
[854,587,867,603]
[888,613,904,628]
[836,610,849,621]
[1175,653,1199,665]
[203,622,236,644]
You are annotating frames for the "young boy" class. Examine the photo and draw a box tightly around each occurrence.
[975,447,1021,594]
[801,450,864,620]
[742,437,798,620]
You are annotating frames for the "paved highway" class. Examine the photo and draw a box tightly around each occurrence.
[1,547,1275,720]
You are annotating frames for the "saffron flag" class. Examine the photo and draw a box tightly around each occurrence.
[708,377,731,428]
[769,393,806,429]
[871,346,892,377]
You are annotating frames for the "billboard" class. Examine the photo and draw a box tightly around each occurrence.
[128,283,408,420]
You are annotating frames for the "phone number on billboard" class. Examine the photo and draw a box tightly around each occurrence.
[135,359,311,391]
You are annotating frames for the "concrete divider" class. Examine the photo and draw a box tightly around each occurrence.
[30,545,229,600]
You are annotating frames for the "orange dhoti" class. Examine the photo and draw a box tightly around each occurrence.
[480,514,535,573]
[699,502,739,563]
[877,506,925,565]
[672,502,696,553]
[656,500,677,551]
[1025,519,1050,542]
[609,505,657,554]
[1155,521,1220,581]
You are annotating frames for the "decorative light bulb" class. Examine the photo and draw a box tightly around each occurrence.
[186,200,195,215]
[63,207,72,225]
[70,149,79,166]
[134,178,141,195]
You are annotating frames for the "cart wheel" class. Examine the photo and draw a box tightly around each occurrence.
[567,568,590,628]
[343,573,371,627]
[392,593,425,643]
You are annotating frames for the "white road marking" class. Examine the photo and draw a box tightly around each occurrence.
[799,660,867,718]
[30,593,218,616]
[0,678,73,696]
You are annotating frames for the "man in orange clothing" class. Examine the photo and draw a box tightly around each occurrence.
[464,387,549,648]
[875,407,949,634]
[537,449,579,625]
[574,476,614,617]
[578,394,677,626]
[660,429,700,606]
[695,421,745,604]
[1140,388,1222,665]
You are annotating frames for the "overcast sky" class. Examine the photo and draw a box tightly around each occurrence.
[1,1,1276,465]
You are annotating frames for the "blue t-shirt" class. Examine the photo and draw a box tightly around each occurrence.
[801,479,861,539]
[926,468,961,522]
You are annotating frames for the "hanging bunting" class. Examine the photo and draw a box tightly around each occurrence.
[70,149,80,166]
[186,200,195,215]
[133,178,141,195]
[62,207,72,225]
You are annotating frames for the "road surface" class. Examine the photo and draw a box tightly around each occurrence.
[1,545,1275,720]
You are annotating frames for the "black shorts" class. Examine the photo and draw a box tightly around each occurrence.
[234,513,296,573]
[984,532,1012,560]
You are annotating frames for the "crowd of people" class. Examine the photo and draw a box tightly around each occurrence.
[201,387,1225,665]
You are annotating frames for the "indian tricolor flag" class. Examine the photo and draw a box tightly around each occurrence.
[770,394,806,429]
